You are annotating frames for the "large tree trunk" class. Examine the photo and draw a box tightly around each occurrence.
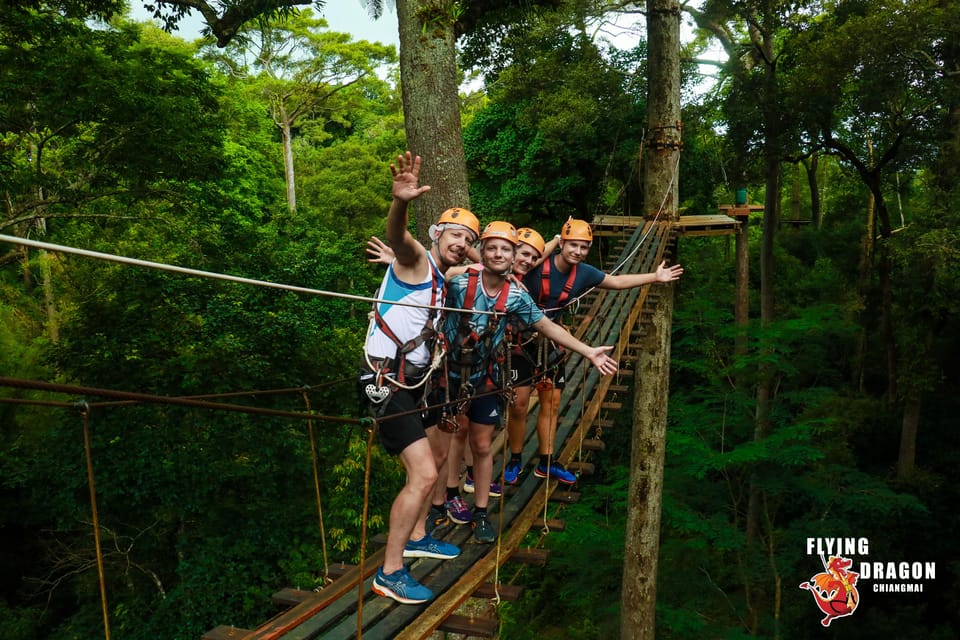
[745,15,780,635]
[396,0,470,244]
[278,103,297,213]
[734,214,749,362]
[620,1,680,638]
[898,394,921,479]
[805,155,821,228]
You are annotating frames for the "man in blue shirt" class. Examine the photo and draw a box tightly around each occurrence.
[503,218,684,485]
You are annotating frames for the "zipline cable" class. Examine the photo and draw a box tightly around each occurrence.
[0,234,498,316]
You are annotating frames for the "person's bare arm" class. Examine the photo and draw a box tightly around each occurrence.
[532,317,618,376]
[599,260,684,290]
[535,235,561,267]
[386,152,431,269]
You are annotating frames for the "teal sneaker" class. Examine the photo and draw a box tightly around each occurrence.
[372,566,433,604]
[426,504,449,535]
[403,533,460,560]
[472,510,496,544]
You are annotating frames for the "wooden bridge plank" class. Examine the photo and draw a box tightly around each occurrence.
[437,613,499,637]
[203,627,252,640]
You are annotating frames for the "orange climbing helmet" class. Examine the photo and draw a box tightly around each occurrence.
[561,218,593,243]
[479,221,519,245]
[437,207,480,239]
[516,227,545,255]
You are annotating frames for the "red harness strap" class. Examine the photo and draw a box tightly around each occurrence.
[372,259,444,384]
[538,257,578,309]
[453,267,510,387]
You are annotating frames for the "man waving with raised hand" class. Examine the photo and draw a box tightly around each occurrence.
[359,152,480,605]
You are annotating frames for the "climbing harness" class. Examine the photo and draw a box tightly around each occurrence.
[362,257,446,416]
[449,267,511,393]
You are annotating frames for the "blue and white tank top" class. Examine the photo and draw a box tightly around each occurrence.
[365,252,444,368]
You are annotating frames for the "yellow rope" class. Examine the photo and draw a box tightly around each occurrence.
[356,425,376,639]
[80,405,111,640]
[301,391,330,585]
[492,408,509,606]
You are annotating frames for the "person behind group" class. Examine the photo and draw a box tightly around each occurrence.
[441,221,619,543]
[359,151,479,605]
[502,218,684,486]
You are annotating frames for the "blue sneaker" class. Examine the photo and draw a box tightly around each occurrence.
[534,460,577,485]
[404,533,460,559]
[503,459,522,485]
[463,472,502,497]
[372,566,433,604]
[445,495,472,524]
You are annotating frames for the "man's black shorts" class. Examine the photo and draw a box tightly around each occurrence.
[358,371,427,455]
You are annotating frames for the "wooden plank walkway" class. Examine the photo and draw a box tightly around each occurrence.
[204,219,676,640]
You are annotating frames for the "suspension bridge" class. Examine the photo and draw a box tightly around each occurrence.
[200,213,735,640]
[0,211,737,640]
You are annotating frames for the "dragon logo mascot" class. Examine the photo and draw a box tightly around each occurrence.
[799,554,860,626]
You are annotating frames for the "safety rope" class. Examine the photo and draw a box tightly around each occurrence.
[79,403,111,640]
[0,234,499,316]
[539,380,559,536]
[490,345,513,605]
[0,376,364,425]
[576,357,587,467]
[301,391,331,585]
[356,425,376,640]
[92,378,354,409]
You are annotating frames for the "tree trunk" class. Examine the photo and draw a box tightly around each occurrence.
[40,249,59,343]
[898,394,921,479]
[746,15,780,635]
[279,106,297,213]
[734,214,749,362]
[852,185,876,390]
[620,1,680,638]
[789,162,800,223]
[396,0,470,244]
[805,155,821,228]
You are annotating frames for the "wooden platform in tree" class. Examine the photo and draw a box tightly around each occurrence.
[673,214,740,236]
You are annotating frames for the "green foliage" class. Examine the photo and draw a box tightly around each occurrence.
[499,482,625,639]
[463,6,647,224]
